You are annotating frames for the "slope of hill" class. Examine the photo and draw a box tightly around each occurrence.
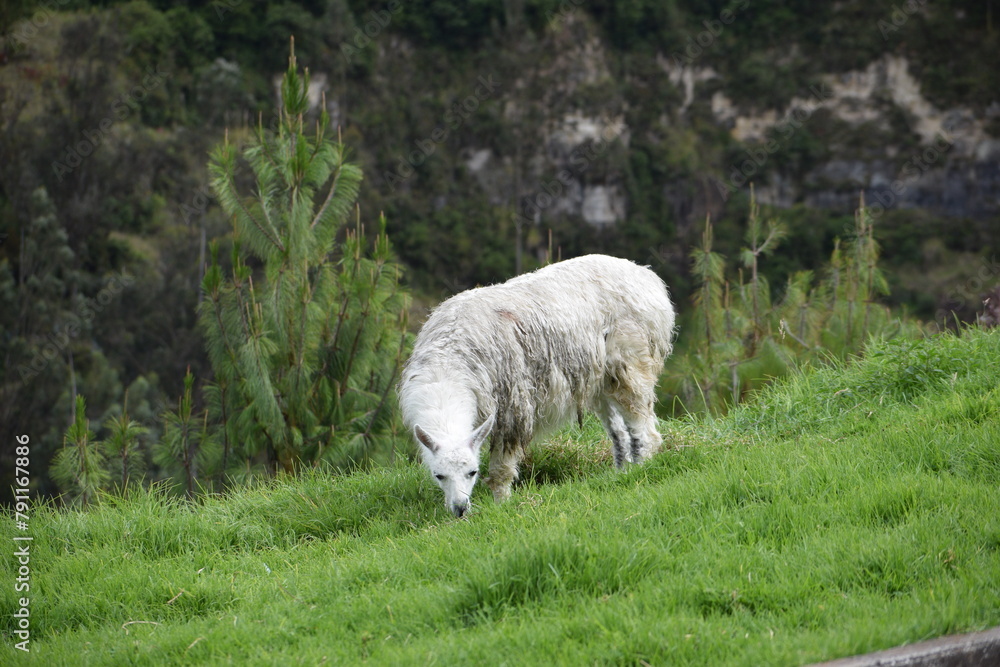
[3,327,998,664]
[4,0,1000,501]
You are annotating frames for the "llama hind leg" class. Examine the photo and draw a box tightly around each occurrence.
[603,320,663,467]
[600,400,661,467]
[600,369,663,466]
[625,409,662,464]
[486,444,523,503]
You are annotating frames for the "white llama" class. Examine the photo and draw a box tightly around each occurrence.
[398,254,676,517]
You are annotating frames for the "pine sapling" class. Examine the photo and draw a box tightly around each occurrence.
[52,395,108,506]
[100,394,148,490]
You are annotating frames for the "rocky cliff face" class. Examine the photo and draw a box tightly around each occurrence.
[452,16,1000,230]
[456,12,633,230]
[708,54,1000,219]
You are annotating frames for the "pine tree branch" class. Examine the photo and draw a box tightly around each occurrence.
[779,319,814,350]
[257,191,282,253]
[361,325,406,441]
[311,161,343,230]
[220,170,286,254]
[340,285,372,398]
[234,279,284,452]
[208,291,246,386]
[291,261,315,409]
[329,236,364,354]
[218,379,231,485]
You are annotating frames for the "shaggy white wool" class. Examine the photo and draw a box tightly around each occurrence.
[398,254,676,516]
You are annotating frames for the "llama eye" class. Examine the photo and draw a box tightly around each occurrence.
[467,470,477,478]
[435,474,446,481]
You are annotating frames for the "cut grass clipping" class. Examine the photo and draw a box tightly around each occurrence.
[2,329,999,665]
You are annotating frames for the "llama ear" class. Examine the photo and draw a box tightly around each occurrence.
[468,413,495,451]
[414,425,439,454]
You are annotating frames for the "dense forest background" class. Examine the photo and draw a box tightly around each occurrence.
[1,0,999,500]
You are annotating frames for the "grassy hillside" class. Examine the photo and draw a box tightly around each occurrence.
[3,327,999,665]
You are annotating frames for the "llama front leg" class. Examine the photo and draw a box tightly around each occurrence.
[486,444,522,502]
[625,409,662,464]
[599,400,633,468]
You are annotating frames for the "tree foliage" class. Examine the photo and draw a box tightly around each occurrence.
[154,368,217,496]
[665,192,921,415]
[50,41,411,498]
[100,400,149,490]
[51,395,108,506]
[200,40,410,478]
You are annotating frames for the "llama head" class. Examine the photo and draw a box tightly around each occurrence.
[414,414,495,518]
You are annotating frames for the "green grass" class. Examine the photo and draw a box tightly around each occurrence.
[3,329,1000,665]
